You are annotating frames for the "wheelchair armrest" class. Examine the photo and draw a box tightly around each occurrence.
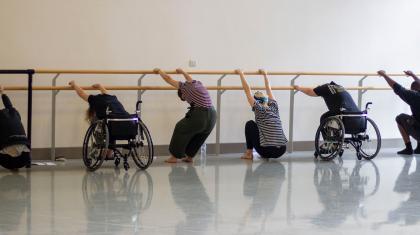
[107,113,138,120]
[340,110,367,115]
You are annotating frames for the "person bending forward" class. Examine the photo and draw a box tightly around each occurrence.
[0,85,30,169]
[155,68,217,163]
[69,81,129,159]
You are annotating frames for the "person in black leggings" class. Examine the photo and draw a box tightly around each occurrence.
[236,69,288,160]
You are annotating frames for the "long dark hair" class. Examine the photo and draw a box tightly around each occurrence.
[85,106,96,123]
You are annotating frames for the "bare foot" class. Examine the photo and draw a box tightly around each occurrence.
[241,152,253,160]
[165,156,178,163]
[182,157,193,163]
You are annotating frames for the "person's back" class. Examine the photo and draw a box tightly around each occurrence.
[0,94,28,148]
[313,82,360,113]
[88,94,128,119]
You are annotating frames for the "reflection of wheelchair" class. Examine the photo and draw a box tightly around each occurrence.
[82,169,153,232]
[82,101,154,171]
[314,102,381,161]
[312,159,380,227]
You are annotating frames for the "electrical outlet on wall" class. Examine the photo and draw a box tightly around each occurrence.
[188,60,197,68]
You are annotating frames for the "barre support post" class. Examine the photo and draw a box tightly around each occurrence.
[215,74,227,156]
[137,74,147,115]
[288,75,300,153]
[51,74,60,160]
[27,69,35,166]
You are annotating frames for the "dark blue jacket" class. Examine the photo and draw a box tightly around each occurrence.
[0,95,28,149]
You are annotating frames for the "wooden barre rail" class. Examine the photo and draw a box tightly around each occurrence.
[2,86,392,91]
[34,69,413,77]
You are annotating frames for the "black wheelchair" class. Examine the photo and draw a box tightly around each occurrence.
[314,102,381,161]
[82,101,154,171]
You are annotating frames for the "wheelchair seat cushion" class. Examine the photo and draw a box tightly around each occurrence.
[107,114,138,140]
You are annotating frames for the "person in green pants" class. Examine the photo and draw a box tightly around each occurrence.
[154,68,217,163]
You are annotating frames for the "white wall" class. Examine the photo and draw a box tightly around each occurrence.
[0,0,419,148]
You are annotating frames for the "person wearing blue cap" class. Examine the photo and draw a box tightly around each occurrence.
[236,69,288,160]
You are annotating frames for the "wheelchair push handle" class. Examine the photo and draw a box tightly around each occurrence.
[365,102,372,111]
[136,100,143,112]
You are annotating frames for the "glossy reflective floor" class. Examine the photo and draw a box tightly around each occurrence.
[1,149,420,234]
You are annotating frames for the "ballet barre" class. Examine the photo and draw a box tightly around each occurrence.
[2,69,415,159]
[2,82,393,159]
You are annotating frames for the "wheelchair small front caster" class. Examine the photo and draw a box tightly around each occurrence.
[339,149,344,157]
[114,158,120,167]
[356,153,362,160]
[124,162,130,171]
[314,152,319,159]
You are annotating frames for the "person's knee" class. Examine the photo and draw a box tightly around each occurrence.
[245,120,255,127]
[395,114,403,125]
[396,114,408,125]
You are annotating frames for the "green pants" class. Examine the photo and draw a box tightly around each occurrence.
[169,107,217,158]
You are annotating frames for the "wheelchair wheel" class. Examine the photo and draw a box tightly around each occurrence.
[82,120,109,171]
[315,116,345,161]
[131,120,154,170]
[128,170,154,211]
[359,118,381,160]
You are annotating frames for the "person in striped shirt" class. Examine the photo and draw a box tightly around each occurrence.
[236,69,288,160]
[155,68,217,163]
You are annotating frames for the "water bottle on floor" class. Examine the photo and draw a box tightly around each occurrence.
[200,143,207,158]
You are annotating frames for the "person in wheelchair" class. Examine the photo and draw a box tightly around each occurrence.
[295,81,360,123]
[377,70,420,155]
[69,81,129,159]
[154,68,216,163]
[0,85,30,170]
[295,82,361,154]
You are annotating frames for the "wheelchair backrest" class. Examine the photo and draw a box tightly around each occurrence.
[107,114,138,140]
[342,115,367,134]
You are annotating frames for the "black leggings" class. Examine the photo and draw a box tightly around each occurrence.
[245,120,286,158]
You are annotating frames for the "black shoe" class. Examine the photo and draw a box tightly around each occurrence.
[397,148,413,155]
[414,147,420,154]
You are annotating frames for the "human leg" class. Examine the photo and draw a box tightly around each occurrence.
[242,120,259,160]
[183,108,217,162]
[396,114,415,155]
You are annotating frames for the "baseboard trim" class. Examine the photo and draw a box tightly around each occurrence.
[30,138,405,160]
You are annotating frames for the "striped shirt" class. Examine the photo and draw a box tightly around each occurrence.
[253,99,288,147]
[179,80,213,108]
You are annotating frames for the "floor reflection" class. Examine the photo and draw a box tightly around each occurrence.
[168,166,214,235]
[0,173,29,232]
[312,159,380,227]
[385,156,420,226]
[82,169,153,233]
[240,161,285,233]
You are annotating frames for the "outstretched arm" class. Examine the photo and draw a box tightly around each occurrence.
[154,68,180,88]
[69,80,89,102]
[92,83,108,94]
[404,70,420,82]
[260,69,274,100]
[236,69,255,107]
[176,68,193,82]
[294,86,317,97]
[0,85,13,109]
[377,70,397,88]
